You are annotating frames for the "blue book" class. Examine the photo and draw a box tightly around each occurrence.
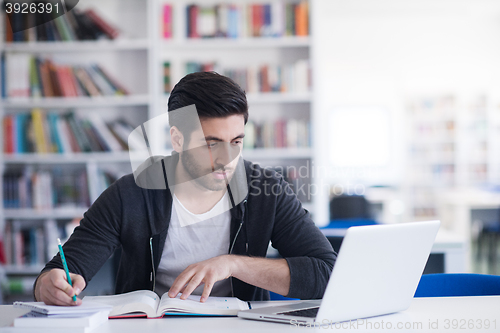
[1,53,5,98]
[227,6,238,38]
[16,114,26,153]
[47,113,63,153]
[263,4,272,37]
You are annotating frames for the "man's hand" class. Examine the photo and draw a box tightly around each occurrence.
[167,255,235,302]
[167,255,290,303]
[34,269,86,306]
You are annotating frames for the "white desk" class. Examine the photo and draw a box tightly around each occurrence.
[1,297,499,333]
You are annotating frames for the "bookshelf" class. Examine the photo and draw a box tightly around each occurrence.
[0,0,155,302]
[156,0,314,213]
[405,94,500,222]
[0,0,314,301]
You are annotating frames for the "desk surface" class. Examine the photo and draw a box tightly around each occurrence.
[1,296,499,333]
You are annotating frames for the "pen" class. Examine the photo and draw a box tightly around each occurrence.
[57,238,77,302]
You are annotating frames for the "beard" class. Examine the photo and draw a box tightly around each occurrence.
[180,148,235,191]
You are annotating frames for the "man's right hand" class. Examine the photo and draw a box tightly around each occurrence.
[34,269,86,306]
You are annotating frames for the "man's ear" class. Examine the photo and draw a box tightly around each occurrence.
[170,126,184,153]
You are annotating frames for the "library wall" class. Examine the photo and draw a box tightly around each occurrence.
[312,0,500,222]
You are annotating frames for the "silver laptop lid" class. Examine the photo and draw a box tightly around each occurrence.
[316,220,440,323]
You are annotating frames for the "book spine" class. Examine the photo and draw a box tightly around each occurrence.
[85,9,119,39]
[47,61,62,97]
[93,64,129,95]
[163,62,171,94]
[1,53,6,98]
[66,113,92,152]
[5,13,14,42]
[163,4,172,39]
[73,66,101,96]
[3,115,14,154]
[29,56,42,98]
[31,109,48,153]
[39,59,54,97]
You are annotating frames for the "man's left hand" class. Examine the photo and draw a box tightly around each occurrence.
[167,255,235,302]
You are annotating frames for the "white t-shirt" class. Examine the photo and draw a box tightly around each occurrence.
[155,192,232,297]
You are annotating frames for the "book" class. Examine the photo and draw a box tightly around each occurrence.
[85,9,120,39]
[163,4,173,39]
[83,290,250,318]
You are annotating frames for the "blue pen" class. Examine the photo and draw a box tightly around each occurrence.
[57,238,77,302]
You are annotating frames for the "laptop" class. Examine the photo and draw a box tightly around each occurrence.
[238,220,440,325]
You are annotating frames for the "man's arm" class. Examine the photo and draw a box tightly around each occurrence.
[167,255,290,302]
[33,178,124,305]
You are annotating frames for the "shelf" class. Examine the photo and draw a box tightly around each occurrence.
[246,92,312,104]
[1,95,151,109]
[162,36,310,50]
[3,152,132,164]
[162,92,311,105]
[2,39,150,52]
[3,207,87,219]
[242,148,312,160]
[3,265,44,275]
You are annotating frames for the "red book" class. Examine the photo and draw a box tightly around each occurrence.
[163,4,173,39]
[56,66,73,97]
[189,5,199,38]
[3,116,14,154]
[85,9,120,39]
[252,4,263,37]
[64,66,79,97]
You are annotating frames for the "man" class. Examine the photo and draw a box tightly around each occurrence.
[34,72,336,306]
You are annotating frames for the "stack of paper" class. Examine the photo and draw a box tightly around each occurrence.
[12,301,113,333]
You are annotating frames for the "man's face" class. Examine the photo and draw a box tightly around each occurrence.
[180,115,245,191]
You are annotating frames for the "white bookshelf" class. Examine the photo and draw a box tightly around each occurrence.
[405,94,500,222]
[156,0,315,212]
[0,0,155,298]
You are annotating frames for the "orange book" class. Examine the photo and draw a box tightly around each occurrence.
[295,1,309,36]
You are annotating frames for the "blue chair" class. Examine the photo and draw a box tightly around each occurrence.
[414,273,500,297]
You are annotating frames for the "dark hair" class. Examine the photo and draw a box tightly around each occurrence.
[167,72,248,138]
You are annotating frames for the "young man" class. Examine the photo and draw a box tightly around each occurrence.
[34,72,336,306]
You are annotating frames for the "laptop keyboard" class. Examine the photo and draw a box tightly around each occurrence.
[277,307,319,318]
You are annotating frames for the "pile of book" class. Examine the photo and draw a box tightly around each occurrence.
[3,167,90,209]
[244,119,311,149]
[13,301,113,333]
[3,109,134,154]
[2,54,129,98]
[6,8,119,42]
[184,60,311,93]
[180,0,309,39]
